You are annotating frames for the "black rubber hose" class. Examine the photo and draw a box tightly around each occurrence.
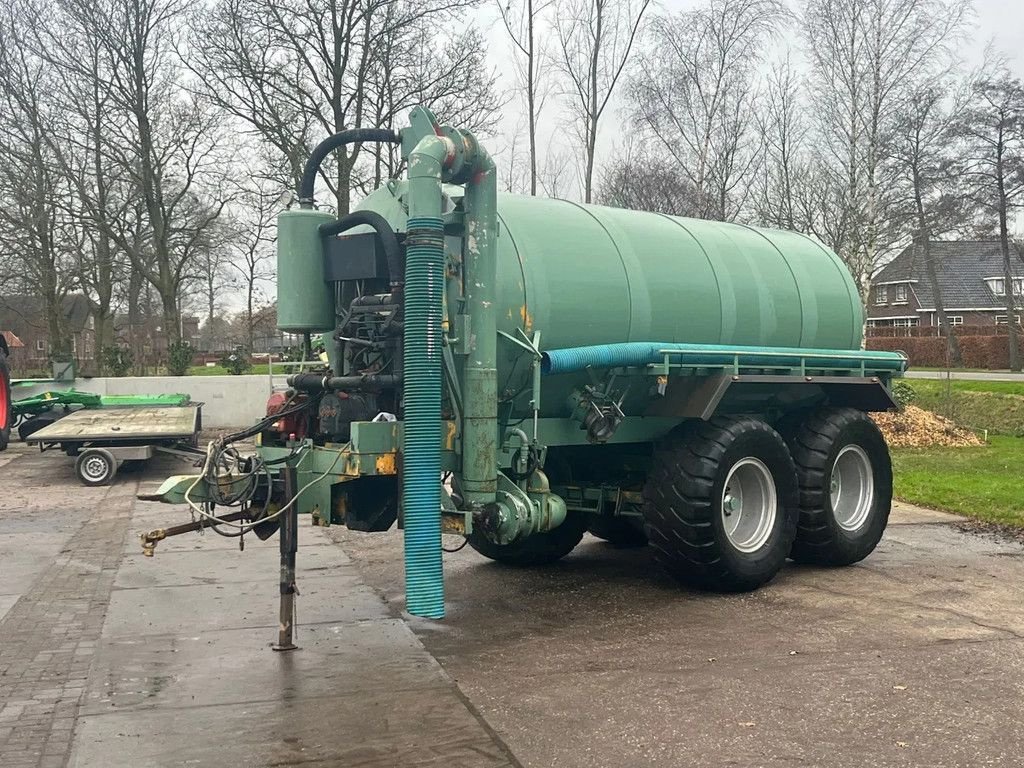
[287,373,402,393]
[319,210,405,297]
[298,128,401,206]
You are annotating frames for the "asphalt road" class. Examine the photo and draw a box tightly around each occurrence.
[906,370,1024,382]
[333,505,1024,768]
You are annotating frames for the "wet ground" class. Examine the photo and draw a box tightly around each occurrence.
[333,505,1024,768]
[2,440,1023,767]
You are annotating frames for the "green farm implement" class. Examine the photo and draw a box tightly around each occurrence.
[141,106,907,641]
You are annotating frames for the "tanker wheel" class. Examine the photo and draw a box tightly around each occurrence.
[783,408,892,566]
[587,515,648,548]
[643,417,799,592]
[0,344,10,452]
[467,512,587,566]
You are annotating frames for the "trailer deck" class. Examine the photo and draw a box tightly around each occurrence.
[27,405,203,485]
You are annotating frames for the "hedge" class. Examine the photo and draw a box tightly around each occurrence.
[867,334,1024,369]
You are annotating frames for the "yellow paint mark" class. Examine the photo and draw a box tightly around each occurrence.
[520,305,533,333]
[444,420,457,451]
[375,452,397,475]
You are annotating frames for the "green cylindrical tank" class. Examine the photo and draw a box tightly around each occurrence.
[353,187,865,414]
[492,196,862,351]
[277,209,336,333]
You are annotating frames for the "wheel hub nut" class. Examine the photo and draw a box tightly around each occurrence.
[723,494,738,516]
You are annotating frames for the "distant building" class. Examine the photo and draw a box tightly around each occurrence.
[0,294,95,372]
[867,240,1024,330]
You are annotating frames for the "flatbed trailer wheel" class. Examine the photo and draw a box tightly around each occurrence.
[75,448,118,486]
[0,343,10,452]
[467,512,587,566]
[784,408,892,566]
[643,417,799,592]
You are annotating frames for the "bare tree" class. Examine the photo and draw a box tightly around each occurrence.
[555,0,650,203]
[890,83,971,365]
[189,0,500,214]
[627,0,784,220]
[22,0,135,363]
[955,71,1024,370]
[597,140,699,215]
[88,0,233,346]
[802,0,970,300]
[755,55,811,230]
[227,180,279,350]
[497,0,555,196]
[0,6,79,359]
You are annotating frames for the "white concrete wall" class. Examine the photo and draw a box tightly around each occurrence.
[15,375,290,428]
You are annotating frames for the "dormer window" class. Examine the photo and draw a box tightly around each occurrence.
[892,284,909,304]
[985,277,1023,297]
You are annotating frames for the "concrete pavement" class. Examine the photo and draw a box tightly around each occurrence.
[3,440,1024,767]
[0,445,518,768]
[334,501,1024,768]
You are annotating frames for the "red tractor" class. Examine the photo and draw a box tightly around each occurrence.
[0,332,11,451]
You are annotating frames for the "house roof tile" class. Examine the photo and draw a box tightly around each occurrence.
[875,241,1024,309]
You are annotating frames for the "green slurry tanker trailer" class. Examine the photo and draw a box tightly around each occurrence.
[142,106,907,626]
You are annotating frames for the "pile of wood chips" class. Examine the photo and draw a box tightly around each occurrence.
[871,405,984,448]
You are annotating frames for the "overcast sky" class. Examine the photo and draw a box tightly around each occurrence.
[475,0,1024,198]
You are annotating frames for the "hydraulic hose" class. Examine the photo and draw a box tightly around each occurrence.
[297,128,401,207]
[319,210,404,299]
[287,373,402,392]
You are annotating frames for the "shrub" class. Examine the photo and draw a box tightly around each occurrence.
[167,341,195,376]
[101,345,134,377]
[890,380,916,408]
[219,346,252,375]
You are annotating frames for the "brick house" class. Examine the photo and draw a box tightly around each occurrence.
[0,294,95,373]
[867,240,1024,330]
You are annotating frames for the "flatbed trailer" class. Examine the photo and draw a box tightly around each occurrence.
[27,404,203,486]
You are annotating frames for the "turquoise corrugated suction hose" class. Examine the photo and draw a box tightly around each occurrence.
[402,216,446,619]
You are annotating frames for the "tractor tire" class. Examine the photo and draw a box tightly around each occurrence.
[468,512,587,566]
[643,417,799,592]
[0,345,10,452]
[587,515,648,548]
[784,408,892,566]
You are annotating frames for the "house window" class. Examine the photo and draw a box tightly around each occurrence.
[989,278,1006,296]
[866,320,877,328]
[1015,278,1024,297]
[944,316,963,326]
[875,286,888,305]
[995,315,1022,325]
[36,339,46,352]
[893,284,909,303]
[893,318,919,328]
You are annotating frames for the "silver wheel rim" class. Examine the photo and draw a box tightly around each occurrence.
[831,445,874,531]
[721,457,777,553]
[83,455,109,481]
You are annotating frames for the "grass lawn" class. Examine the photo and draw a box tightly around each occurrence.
[905,380,1024,436]
[892,435,1024,527]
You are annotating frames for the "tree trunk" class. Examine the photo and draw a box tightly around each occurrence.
[527,0,537,197]
[997,152,1021,371]
[912,167,961,367]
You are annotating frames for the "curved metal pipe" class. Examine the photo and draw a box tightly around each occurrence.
[297,128,401,207]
